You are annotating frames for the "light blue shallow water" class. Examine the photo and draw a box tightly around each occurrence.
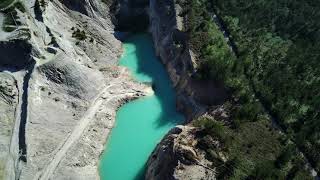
[99,34,184,180]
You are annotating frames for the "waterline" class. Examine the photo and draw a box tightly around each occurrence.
[99,33,184,180]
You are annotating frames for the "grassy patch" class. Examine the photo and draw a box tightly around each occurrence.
[226,120,284,179]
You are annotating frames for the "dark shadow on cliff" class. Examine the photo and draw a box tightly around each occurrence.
[111,0,149,32]
[0,39,34,161]
[0,39,33,72]
[19,60,36,162]
[125,33,185,128]
[57,0,88,16]
[34,0,44,22]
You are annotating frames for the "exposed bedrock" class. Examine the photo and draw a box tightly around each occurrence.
[146,126,215,180]
[148,0,227,120]
[37,56,104,101]
[57,0,112,18]
[0,0,140,179]
[145,0,230,179]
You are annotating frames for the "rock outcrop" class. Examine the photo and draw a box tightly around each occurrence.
[146,126,215,180]
[0,0,227,179]
[146,0,230,179]
[148,0,228,120]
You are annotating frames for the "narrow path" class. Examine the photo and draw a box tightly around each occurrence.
[38,84,112,180]
[38,82,140,180]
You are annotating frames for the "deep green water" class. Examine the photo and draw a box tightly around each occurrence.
[99,34,184,180]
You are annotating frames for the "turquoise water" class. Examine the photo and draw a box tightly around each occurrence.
[99,34,184,180]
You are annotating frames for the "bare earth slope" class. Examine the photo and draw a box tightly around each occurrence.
[0,0,151,179]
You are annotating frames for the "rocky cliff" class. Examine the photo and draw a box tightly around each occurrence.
[148,0,227,120]
[145,125,216,180]
[108,0,226,120]
[146,0,229,179]
[0,0,227,179]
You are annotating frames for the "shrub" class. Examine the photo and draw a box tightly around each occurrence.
[233,101,261,122]
[275,144,295,168]
[216,158,241,179]
[72,29,87,41]
[193,117,227,143]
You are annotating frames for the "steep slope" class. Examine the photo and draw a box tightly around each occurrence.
[149,0,228,120]
[0,0,150,179]
[146,0,318,179]
[146,126,215,180]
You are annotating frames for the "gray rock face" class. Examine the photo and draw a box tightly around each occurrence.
[148,0,197,120]
[146,126,215,180]
[37,55,104,100]
[57,0,112,18]
[148,0,227,120]
[146,0,229,179]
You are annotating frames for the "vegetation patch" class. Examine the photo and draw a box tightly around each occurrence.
[181,0,320,175]
[193,117,313,179]
[71,28,87,41]
[210,0,320,172]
